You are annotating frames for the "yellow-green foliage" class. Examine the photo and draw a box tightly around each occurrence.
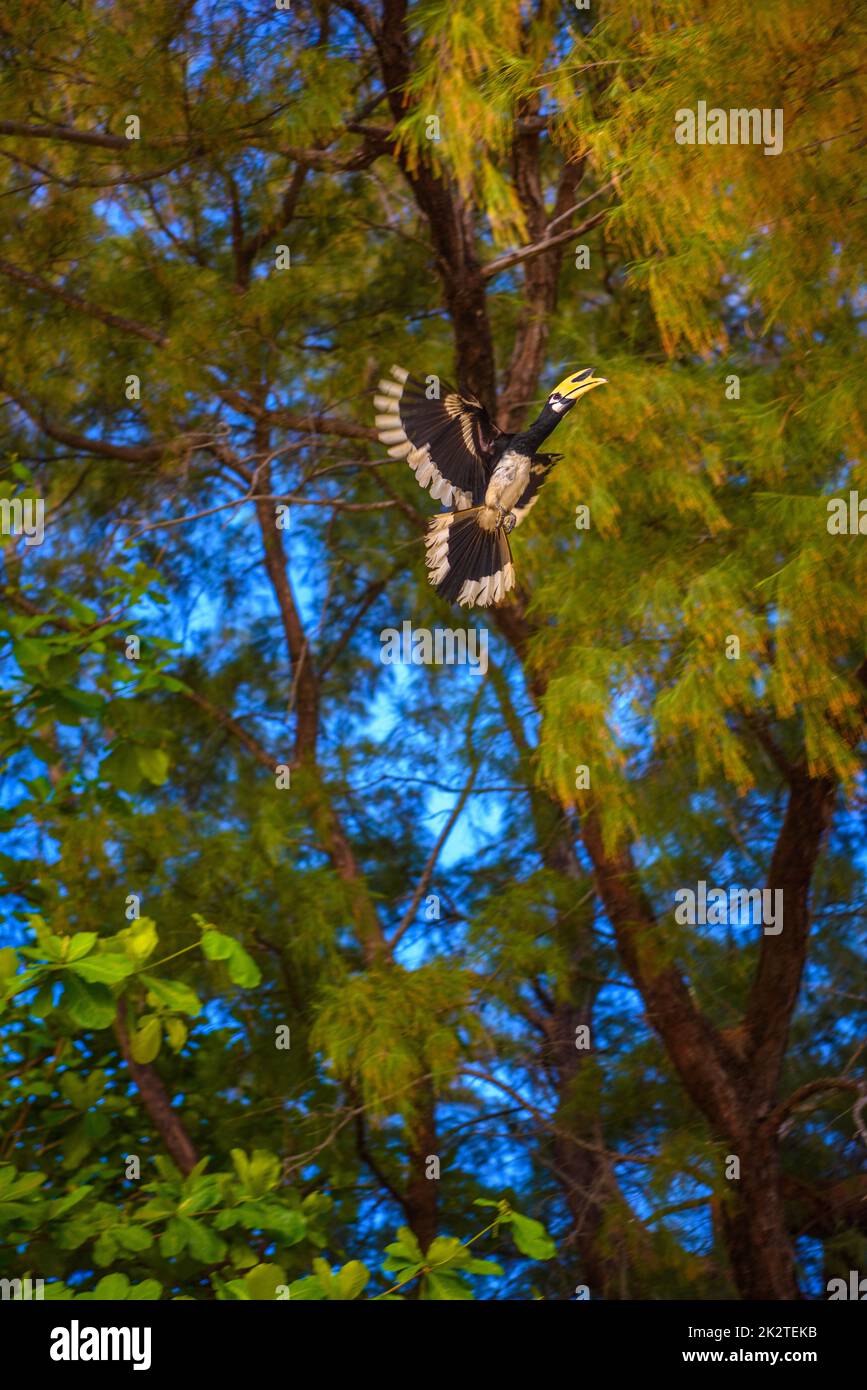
[311,961,477,1120]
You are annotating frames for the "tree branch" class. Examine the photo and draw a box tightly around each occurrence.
[482,208,609,281]
[743,770,838,1101]
[390,763,478,950]
[114,998,199,1177]
[0,256,167,345]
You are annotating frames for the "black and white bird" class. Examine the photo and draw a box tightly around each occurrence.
[374,365,607,607]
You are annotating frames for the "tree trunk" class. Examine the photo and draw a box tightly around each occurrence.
[719,1131,801,1300]
[404,1094,439,1255]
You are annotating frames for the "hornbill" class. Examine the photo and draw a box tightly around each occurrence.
[374,366,607,607]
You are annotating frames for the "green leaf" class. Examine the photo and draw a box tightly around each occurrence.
[383,1226,424,1267]
[229,1243,259,1270]
[42,934,65,961]
[49,1187,91,1219]
[201,929,234,961]
[226,1200,307,1245]
[335,1261,370,1300]
[229,1148,280,1197]
[159,1217,187,1258]
[0,948,17,981]
[61,975,116,1030]
[225,941,261,988]
[60,1073,94,1109]
[121,918,158,963]
[202,930,262,989]
[115,1225,154,1253]
[421,1271,474,1300]
[69,952,136,984]
[30,982,55,1018]
[463,1256,504,1276]
[213,1276,252,1301]
[508,1211,556,1260]
[286,1275,326,1301]
[242,1263,287,1300]
[165,1017,188,1052]
[65,933,98,962]
[13,636,49,671]
[94,1273,131,1299]
[99,743,143,792]
[45,652,80,683]
[137,746,170,786]
[176,1216,226,1264]
[0,1170,45,1199]
[130,1015,162,1063]
[93,1232,118,1265]
[178,1177,221,1215]
[61,1121,93,1170]
[126,1280,162,1300]
[141,974,202,1017]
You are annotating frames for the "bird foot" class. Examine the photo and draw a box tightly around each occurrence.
[497,508,517,533]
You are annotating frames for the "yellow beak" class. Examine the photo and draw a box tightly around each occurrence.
[554,369,608,401]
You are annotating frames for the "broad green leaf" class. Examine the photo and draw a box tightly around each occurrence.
[61,975,116,1030]
[508,1211,556,1260]
[115,1225,154,1253]
[13,637,48,670]
[201,928,234,961]
[64,933,98,962]
[70,952,136,984]
[141,974,202,1017]
[121,918,158,963]
[60,1073,92,1109]
[130,1016,162,1064]
[242,1263,287,1300]
[137,746,170,786]
[126,1280,162,1300]
[335,1261,370,1300]
[225,940,261,988]
[421,1271,474,1300]
[176,1215,226,1263]
[94,1273,131,1299]
[202,930,261,989]
[384,1226,424,1265]
[93,1232,118,1265]
[99,743,143,793]
[286,1275,326,1301]
[159,1217,187,1258]
[245,1149,280,1197]
[178,1177,221,1215]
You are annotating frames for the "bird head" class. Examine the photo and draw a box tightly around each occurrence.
[547,367,607,414]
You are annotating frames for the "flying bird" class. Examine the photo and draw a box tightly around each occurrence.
[374,366,607,607]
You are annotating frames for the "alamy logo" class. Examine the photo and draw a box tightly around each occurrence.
[674,880,783,935]
[49,1320,152,1371]
[674,101,783,156]
[380,620,488,676]
[0,1276,44,1299]
[0,496,44,546]
[827,1270,867,1299]
[827,491,867,535]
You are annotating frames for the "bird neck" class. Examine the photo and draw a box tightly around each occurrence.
[510,402,565,455]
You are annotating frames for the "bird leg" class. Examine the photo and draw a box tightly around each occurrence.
[496,507,517,533]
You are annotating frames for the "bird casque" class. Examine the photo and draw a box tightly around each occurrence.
[375,366,607,607]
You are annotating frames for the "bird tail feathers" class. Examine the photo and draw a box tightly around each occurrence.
[425,508,515,607]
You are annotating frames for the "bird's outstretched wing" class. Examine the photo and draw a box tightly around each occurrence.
[511,453,564,528]
[374,365,501,509]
